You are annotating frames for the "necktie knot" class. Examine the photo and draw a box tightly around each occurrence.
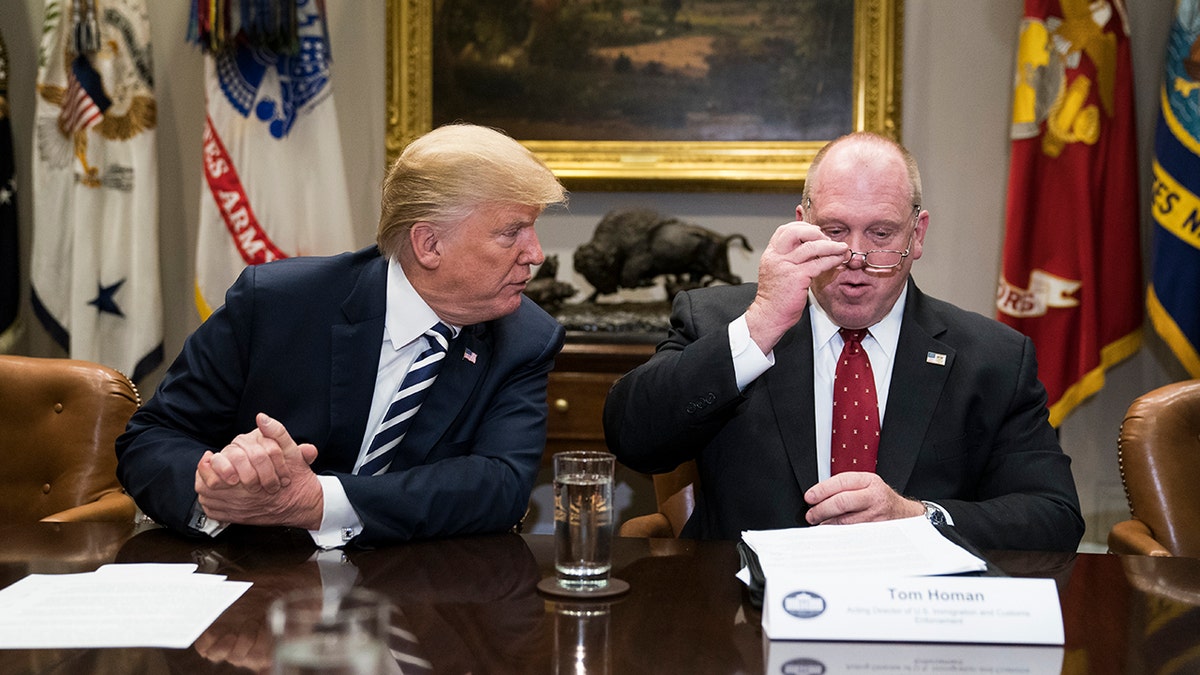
[425,322,452,353]
[839,328,868,346]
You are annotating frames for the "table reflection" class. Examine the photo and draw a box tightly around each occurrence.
[1122,555,1200,674]
[111,526,549,673]
[1,522,1200,675]
[349,532,548,673]
[554,602,612,675]
[606,538,760,673]
[766,641,1065,673]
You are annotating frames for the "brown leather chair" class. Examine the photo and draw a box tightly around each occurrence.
[618,460,698,538]
[1108,379,1200,557]
[0,355,141,522]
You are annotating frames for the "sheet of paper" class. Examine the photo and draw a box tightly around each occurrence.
[0,565,251,649]
[93,562,202,577]
[742,516,988,578]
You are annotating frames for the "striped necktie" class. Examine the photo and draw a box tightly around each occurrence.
[357,322,453,477]
[830,328,880,474]
[388,606,433,674]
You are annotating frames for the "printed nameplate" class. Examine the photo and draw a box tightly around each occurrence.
[761,574,1063,644]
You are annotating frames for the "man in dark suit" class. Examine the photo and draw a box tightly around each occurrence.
[604,132,1083,552]
[117,123,568,547]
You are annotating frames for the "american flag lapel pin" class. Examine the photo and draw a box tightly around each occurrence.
[926,352,947,366]
[463,348,477,364]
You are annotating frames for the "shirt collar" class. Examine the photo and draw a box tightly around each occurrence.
[807,282,908,359]
[385,259,460,351]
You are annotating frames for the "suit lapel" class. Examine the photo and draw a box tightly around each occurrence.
[767,308,821,491]
[328,256,389,469]
[876,282,954,491]
[393,323,489,468]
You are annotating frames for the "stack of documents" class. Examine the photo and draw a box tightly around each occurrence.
[0,563,251,649]
[741,515,988,579]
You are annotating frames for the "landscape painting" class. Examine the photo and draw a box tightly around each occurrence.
[387,0,902,189]
[432,0,854,143]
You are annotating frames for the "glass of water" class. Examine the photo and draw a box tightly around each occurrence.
[554,451,616,591]
[268,587,389,675]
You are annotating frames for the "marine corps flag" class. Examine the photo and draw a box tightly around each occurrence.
[1148,0,1200,378]
[30,0,163,382]
[190,0,355,319]
[0,31,20,353]
[996,0,1142,427]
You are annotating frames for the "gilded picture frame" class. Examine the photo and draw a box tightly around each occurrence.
[386,0,903,191]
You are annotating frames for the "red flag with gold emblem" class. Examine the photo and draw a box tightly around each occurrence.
[996,0,1142,427]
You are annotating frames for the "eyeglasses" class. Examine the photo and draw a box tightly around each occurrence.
[842,228,914,269]
[805,201,919,270]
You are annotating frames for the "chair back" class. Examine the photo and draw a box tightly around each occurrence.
[618,460,698,538]
[1116,379,1200,557]
[0,355,141,522]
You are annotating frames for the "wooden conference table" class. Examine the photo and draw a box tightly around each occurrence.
[1,521,1198,674]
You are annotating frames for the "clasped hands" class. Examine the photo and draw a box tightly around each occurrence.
[195,412,325,530]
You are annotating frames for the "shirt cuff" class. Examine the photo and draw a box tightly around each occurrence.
[729,313,774,391]
[308,475,364,549]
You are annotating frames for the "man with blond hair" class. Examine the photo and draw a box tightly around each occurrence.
[119,124,568,547]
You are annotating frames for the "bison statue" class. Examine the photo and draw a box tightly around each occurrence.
[523,255,578,311]
[573,208,752,302]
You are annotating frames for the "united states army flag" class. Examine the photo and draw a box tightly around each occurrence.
[192,1,355,319]
[31,0,163,382]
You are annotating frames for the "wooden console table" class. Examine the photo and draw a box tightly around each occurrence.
[544,335,657,459]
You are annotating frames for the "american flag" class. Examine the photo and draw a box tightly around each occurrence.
[31,0,163,383]
[57,55,109,135]
[463,348,477,364]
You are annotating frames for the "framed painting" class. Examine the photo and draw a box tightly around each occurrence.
[386,0,903,190]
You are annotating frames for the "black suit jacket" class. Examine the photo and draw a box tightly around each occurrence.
[604,279,1083,551]
[117,247,565,546]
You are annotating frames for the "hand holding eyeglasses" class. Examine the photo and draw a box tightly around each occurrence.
[745,220,848,354]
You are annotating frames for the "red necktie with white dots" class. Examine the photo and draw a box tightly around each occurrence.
[831,328,880,474]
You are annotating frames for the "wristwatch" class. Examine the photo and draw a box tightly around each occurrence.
[921,500,948,526]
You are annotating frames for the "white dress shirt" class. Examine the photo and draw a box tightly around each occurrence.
[729,284,907,481]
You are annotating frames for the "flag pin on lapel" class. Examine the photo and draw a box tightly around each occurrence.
[926,352,946,366]
[463,348,477,364]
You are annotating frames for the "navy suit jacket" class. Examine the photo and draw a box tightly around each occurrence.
[604,280,1084,551]
[117,247,565,546]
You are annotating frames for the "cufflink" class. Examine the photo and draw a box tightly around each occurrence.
[188,501,208,530]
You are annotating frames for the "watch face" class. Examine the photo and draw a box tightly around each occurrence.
[924,503,946,525]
